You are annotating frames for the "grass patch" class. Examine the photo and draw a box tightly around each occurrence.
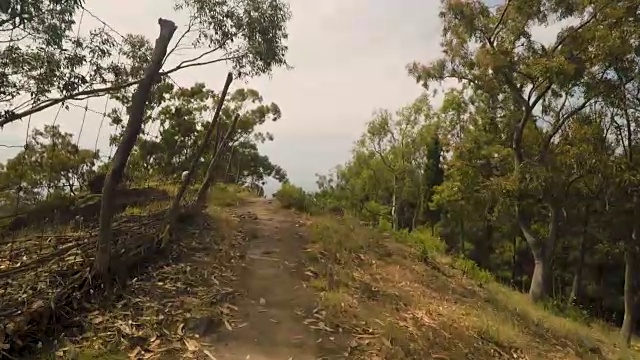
[36,342,128,360]
[483,283,639,358]
[75,350,128,360]
[208,183,250,207]
[206,204,240,237]
[299,213,640,359]
[66,349,128,360]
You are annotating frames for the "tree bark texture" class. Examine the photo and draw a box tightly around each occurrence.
[94,18,177,280]
[518,202,561,302]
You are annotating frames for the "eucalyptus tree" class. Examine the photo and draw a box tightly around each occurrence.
[408,0,639,303]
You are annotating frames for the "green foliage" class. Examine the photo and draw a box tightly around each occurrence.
[174,0,291,77]
[208,183,249,207]
[410,227,446,256]
[273,183,316,213]
[106,82,288,187]
[0,125,99,214]
[377,218,393,232]
[393,226,446,264]
[450,256,494,285]
[0,1,291,218]
[543,299,593,325]
[0,0,135,125]
[313,0,640,338]
[313,97,445,231]
[1,0,291,126]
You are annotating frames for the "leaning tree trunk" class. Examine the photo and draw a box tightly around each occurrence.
[94,18,177,281]
[235,157,242,184]
[195,114,239,206]
[510,106,559,302]
[162,72,233,235]
[224,146,235,183]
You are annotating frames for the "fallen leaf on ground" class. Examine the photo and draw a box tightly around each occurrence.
[128,346,142,359]
[203,349,217,359]
[183,338,200,352]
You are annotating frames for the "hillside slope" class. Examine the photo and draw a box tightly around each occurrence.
[296,217,624,359]
[222,196,638,360]
[54,191,640,360]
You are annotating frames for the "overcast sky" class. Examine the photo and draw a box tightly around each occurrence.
[0,0,563,195]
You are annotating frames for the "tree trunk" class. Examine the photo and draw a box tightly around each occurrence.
[224,146,235,183]
[518,202,560,302]
[94,18,177,281]
[621,193,640,346]
[528,248,549,303]
[459,218,465,255]
[412,178,426,230]
[569,236,587,305]
[235,156,242,184]
[391,174,398,230]
[621,247,637,346]
[195,114,239,206]
[162,72,233,232]
[511,236,518,287]
[411,205,419,230]
[569,208,589,305]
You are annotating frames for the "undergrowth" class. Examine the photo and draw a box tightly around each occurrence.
[295,211,640,359]
[208,183,251,207]
[28,184,242,360]
[273,183,317,213]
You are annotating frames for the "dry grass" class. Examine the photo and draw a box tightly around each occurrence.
[24,184,251,360]
[0,187,182,357]
[37,203,246,360]
[298,214,640,360]
[19,184,638,360]
[207,183,251,207]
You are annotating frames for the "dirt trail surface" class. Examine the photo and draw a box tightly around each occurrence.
[206,197,332,360]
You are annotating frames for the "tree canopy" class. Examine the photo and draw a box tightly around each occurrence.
[0,0,291,126]
[309,0,640,345]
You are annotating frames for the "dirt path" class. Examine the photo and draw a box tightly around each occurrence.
[205,197,324,360]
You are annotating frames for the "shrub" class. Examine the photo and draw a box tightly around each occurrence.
[409,227,447,255]
[394,226,446,262]
[451,256,494,284]
[274,183,316,213]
